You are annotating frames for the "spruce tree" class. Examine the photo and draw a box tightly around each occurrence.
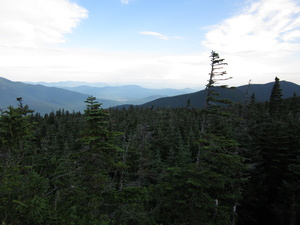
[204,50,232,110]
[269,77,283,113]
[0,98,52,224]
[81,96,121,169]
[193,51,247,224]
[76,96,123,223]
[0,97,34,166]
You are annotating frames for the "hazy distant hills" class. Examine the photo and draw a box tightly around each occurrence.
[1,77,300,114]
[142,81,300,108]
[0,77,117,114]
[0,77,86,114]
[26,81,109,88]
[25,81,196,106]
[0,77,194,113]
[29,81,195,103]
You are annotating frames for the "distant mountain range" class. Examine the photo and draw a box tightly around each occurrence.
[26,81,109,88]
[0,77,194,114]
[60,85,194,104]
[1,77,300,114]
[28,81,195,103]
[0,77,89,114]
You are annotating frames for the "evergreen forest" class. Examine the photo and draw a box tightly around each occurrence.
[1,52,299,225]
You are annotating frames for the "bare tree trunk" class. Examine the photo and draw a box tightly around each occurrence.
[232,203,237,225]
[196,144,201,166]
[214,199,219,220]
[290,192,296,225]
[119,136,130,191]
[137,124,148,187]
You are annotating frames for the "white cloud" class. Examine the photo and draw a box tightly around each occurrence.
[201,0,300,86]
[140,31,169,40]
[0,0,88,47]
[120,0,130,4]
[2,0,300,89]
[139,31,184,41]
[203,0,300,57]
[0,45,207,89]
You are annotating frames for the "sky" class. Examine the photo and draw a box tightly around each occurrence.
[0,0,300,89]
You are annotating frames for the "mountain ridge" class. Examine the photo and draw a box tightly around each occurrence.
[0,77,195,113]
[27,82,196,101]
[141,80,300,109]
[0,77,118,114]
[1,77,300,113]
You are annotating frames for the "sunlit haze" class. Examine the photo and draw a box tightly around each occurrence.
[0,0,300,89]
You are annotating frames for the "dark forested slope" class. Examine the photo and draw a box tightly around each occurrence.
[237,80,300,101]
[0,92,299,225]
[142,80,300,108]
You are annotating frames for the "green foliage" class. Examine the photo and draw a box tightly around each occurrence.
[205,51,233,110]
[79,96,123,181]
[269,77,283,113]
[0,98,34,154]
[0,92,299,224]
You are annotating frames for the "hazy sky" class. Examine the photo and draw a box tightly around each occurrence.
[0,0,300,89]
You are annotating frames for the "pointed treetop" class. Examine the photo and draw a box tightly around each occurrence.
[269,76,283,113]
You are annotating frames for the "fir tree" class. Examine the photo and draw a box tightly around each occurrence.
[76,96,123,223]
[204,50,232,110]
[194,51,247,224]
[269,77,283,113]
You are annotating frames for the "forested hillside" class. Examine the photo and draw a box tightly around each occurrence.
[1,87,299,224]
[142,80,300,108]
[1,52,299,224]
